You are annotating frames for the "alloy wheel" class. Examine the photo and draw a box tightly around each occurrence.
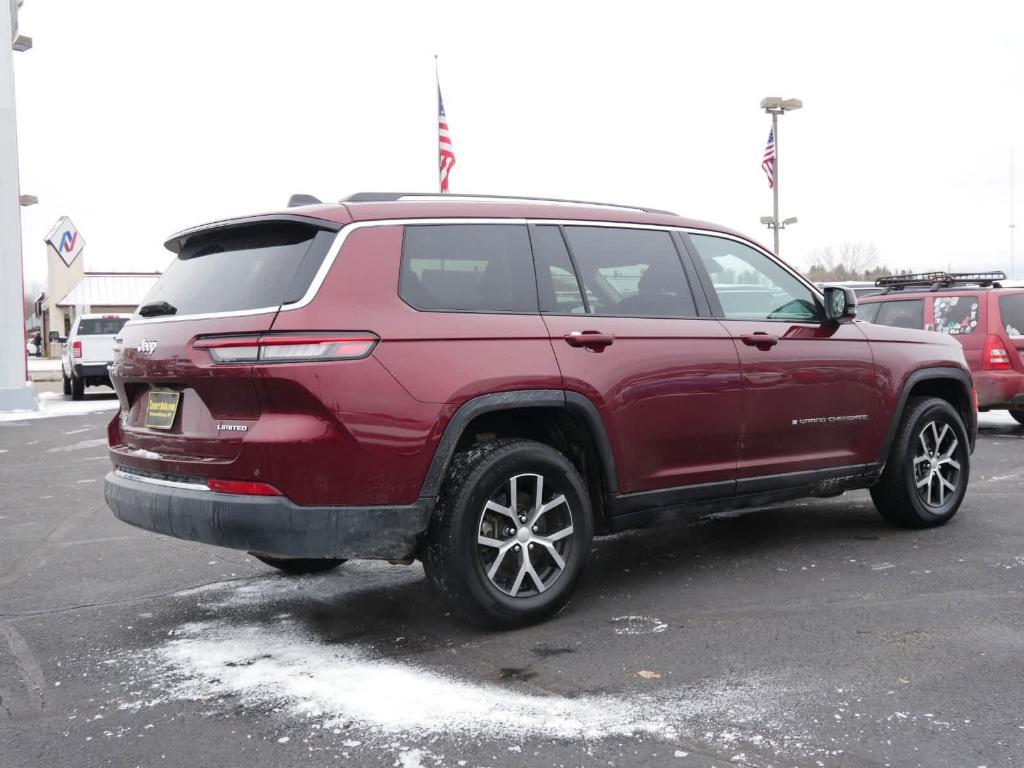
[476,473,575,597]
[912,419,963,507]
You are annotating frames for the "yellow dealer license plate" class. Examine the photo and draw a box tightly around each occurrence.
[145,391,180,430]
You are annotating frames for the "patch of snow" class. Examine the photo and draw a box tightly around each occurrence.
[870,563,895,571]
[141,619,805,746]
[612,615,669,635]
[63,427,93,435]
[398,750,425,768]
[120,446,162,460]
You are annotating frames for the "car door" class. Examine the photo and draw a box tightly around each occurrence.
[532,223,742,496]
[685,232,882,480]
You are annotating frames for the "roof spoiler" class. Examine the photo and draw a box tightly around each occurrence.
[287,194,323,207]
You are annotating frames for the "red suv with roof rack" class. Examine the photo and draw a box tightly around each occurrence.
[859,272,1024,424]
[104,193,977,626]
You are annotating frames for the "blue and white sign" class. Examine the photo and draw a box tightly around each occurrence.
[45,216,85,268]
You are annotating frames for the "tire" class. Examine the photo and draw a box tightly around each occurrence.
[250,553,346,575]
[1010,410,1024,426]
[422,438,594,628]
[70,374,85,401]
[870,396,970,528]
[62,372,71,396]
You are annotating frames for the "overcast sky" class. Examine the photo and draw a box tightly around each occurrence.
[13,0,1024,289]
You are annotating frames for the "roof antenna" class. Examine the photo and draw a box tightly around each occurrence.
[288,194,322,207]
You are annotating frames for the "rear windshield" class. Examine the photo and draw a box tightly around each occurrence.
[141,221,335,316]
[76,318,128,335]
[1000,294,1024,336]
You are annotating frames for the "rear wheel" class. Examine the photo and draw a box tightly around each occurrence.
[62,372,71,396]
[871,396,970,528]
[250,553,346,575]
[70,374,84,401]
[1010,409,1024,426]
[423,438,593,627]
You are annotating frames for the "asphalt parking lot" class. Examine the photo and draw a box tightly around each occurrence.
[1,385,1022,768]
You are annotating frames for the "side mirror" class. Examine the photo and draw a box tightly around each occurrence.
[823,286,857,323]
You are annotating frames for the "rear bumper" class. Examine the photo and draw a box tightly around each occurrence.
[73,362,111,379]
[104,470,433,560]
[975,370,1024,410]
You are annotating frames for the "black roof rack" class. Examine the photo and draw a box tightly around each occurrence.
[875,271,1006,294]
[341,192,678,216]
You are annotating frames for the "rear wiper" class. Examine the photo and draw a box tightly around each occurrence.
[138,300,177,317]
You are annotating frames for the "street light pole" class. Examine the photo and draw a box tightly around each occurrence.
[771,109,780,256]
[760,96,802,257]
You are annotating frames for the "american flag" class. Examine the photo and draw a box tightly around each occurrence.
[438,83,456,193]
[762,126,776,188]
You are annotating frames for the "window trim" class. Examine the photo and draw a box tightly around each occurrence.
[398,222,540,315]
[680,231,827,324]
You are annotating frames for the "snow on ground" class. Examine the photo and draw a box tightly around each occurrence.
[27,358,63,372]
[0,391,119,423]
[139,618,806,749]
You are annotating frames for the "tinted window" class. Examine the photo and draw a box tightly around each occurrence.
[401,225,537,313]
[76,318,128,335]
[999,294,1024,336]
[857,302,881,323]
[689,234,819,321]
[931,295,979,336]
[876,299,924,329]
[141,222,334,316]
[532,226,585,314]
[562,227,696,317]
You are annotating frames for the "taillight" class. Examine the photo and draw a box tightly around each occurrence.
[193,333,378,364]
[207,479,282,496]
[984,335,1012,370]
[72,340,82,359]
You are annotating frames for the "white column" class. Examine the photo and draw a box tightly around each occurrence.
[0,3,36,411]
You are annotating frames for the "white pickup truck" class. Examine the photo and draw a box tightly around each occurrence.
[61,313,131,400]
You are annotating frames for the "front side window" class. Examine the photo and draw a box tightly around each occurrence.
[930,295,979,336]
[689,234,819,322]
[875,299,924,329]
[561,227,696,317]
[400,224,537,313]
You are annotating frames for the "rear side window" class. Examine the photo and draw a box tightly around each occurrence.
[931,295,979,336]
[875,299,924,329]
[562,227,696,317]
[142,221,336,316]
[999,294,1024,336]
[400,225,537,313]
[76,318,128,335]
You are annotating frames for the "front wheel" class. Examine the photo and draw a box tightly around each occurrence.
[871,396,970,528]
[423,438,594,628]
[250,553,346,575]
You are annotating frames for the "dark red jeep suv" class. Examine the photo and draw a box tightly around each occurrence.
[105,193,977,626]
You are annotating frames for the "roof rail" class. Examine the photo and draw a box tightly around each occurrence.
[875,271,1006,293]
[341,192,678,216]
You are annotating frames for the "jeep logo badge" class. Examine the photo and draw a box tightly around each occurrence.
[136,339,157,354]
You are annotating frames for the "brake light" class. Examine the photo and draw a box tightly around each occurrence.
[193,333,378,364]
[72,340,82,359]
[207,479,282,496]
[984,334,1012,370]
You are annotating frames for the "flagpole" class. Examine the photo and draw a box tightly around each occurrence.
[435,54,441,194]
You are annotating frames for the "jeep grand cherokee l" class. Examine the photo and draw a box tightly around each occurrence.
[104,193,977,626]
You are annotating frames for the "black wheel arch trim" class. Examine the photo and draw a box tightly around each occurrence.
[418,389,619,499]
[878,366,976,466]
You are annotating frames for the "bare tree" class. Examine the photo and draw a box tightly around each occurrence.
[806,241,888,282]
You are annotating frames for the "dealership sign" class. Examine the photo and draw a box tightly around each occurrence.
[45,216,85,267]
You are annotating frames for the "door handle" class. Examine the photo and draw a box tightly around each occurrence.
[740,332,779,350]
[564,331,615,352]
